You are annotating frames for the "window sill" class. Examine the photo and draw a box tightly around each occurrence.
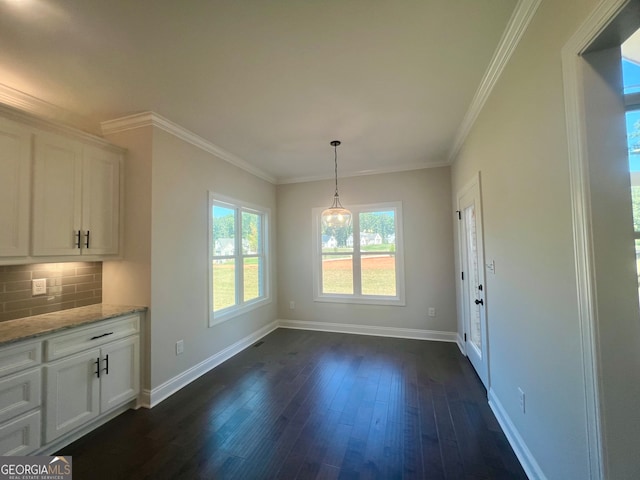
[314,294,405,307]
[209,296,272,327]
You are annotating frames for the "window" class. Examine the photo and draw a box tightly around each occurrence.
[209,193,269,325]
[313,202,405,305]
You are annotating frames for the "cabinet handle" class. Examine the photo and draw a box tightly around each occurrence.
[75,230,82,249]
[94,357,101,378]
[103,354,109,375]
[90,332,114,341]
[85,230,90,249]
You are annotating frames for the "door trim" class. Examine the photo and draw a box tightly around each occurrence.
[561,0,631,478]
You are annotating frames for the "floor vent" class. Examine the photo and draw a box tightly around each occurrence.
[254,341,264,348]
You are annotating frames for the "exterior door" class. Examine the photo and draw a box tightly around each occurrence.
[458,174,488,387]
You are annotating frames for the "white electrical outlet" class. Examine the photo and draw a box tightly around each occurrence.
[32,278,47,296]
[518,387,525,413]
[289,301,295,310]
[176,340,184,355]
[428,307,436,317]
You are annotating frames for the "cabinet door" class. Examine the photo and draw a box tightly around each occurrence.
[100,336,139,412]
[44,349,100,443]
[82,146,121,255]
[33,133,83,256]
[0,117,31,257]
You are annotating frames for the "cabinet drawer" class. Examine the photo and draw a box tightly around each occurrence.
[0,410,41,456]
[45,315,139,361]
[0,368,41,425]
[0,341,42,377]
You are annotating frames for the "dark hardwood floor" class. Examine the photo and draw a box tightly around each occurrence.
[58,329,527,479]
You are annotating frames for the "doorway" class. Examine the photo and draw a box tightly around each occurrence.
[457,173,488,388]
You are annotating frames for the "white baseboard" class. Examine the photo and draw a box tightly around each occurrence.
[488,388,546,480]
[142,320,278,408]
[277,318,457,343]
[456,333,465,355]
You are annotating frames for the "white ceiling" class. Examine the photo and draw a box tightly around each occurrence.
[0,0,517,183]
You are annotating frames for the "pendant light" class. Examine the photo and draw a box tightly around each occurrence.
[321,140,352,228]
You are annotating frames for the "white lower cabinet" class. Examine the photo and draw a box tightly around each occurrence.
[0,410,41,456]
[0,312,141,453]
[0,340,43,455]
[44,349,101,443]
[100,336,140,412]
[44,319,140,443]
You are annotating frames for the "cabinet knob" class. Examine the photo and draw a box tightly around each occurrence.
[94,357,101,378]
[85,230,90,249]
[76,230,82,249]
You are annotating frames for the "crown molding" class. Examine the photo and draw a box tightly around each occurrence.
[101,112,277,184]
[277,160,450,185]
[0,82,99,135]
[448,0,542,162]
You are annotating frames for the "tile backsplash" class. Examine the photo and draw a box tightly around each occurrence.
[0,262,102,322]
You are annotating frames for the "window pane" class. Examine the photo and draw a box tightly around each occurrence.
[359,211,395,252]
[244,257,261,301]
[361,254,396,296]
[321,224,352,253]
[213,205,235,256]
[242,211,260,255]
[322,255,353,294]
[213,259,235,311]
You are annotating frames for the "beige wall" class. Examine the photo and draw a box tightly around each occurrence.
[104,126,277,391]
[277,167,456,333]
[450,0,640,478]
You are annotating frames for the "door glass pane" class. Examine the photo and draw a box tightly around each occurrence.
[213,259,235,311]
[322,254,353,294]
[361,254,396,296]
[622,58,640,95]
[465,205,482,352]
[626,107,640,300]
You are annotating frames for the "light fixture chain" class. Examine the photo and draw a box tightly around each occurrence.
[334,142,339,196]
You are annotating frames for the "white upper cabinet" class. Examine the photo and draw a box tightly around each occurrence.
[32,133,84,257]
[32,133,122,258]
[0,110,123,263]
[0,117,31,257]
[81,146,121,255]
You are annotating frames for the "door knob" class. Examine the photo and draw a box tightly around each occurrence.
[475,299,484,306]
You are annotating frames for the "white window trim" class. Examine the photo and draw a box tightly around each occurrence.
[208,192,271,327]
[312,201,405,306]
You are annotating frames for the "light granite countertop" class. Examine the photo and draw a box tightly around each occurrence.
[0,304,147,347]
